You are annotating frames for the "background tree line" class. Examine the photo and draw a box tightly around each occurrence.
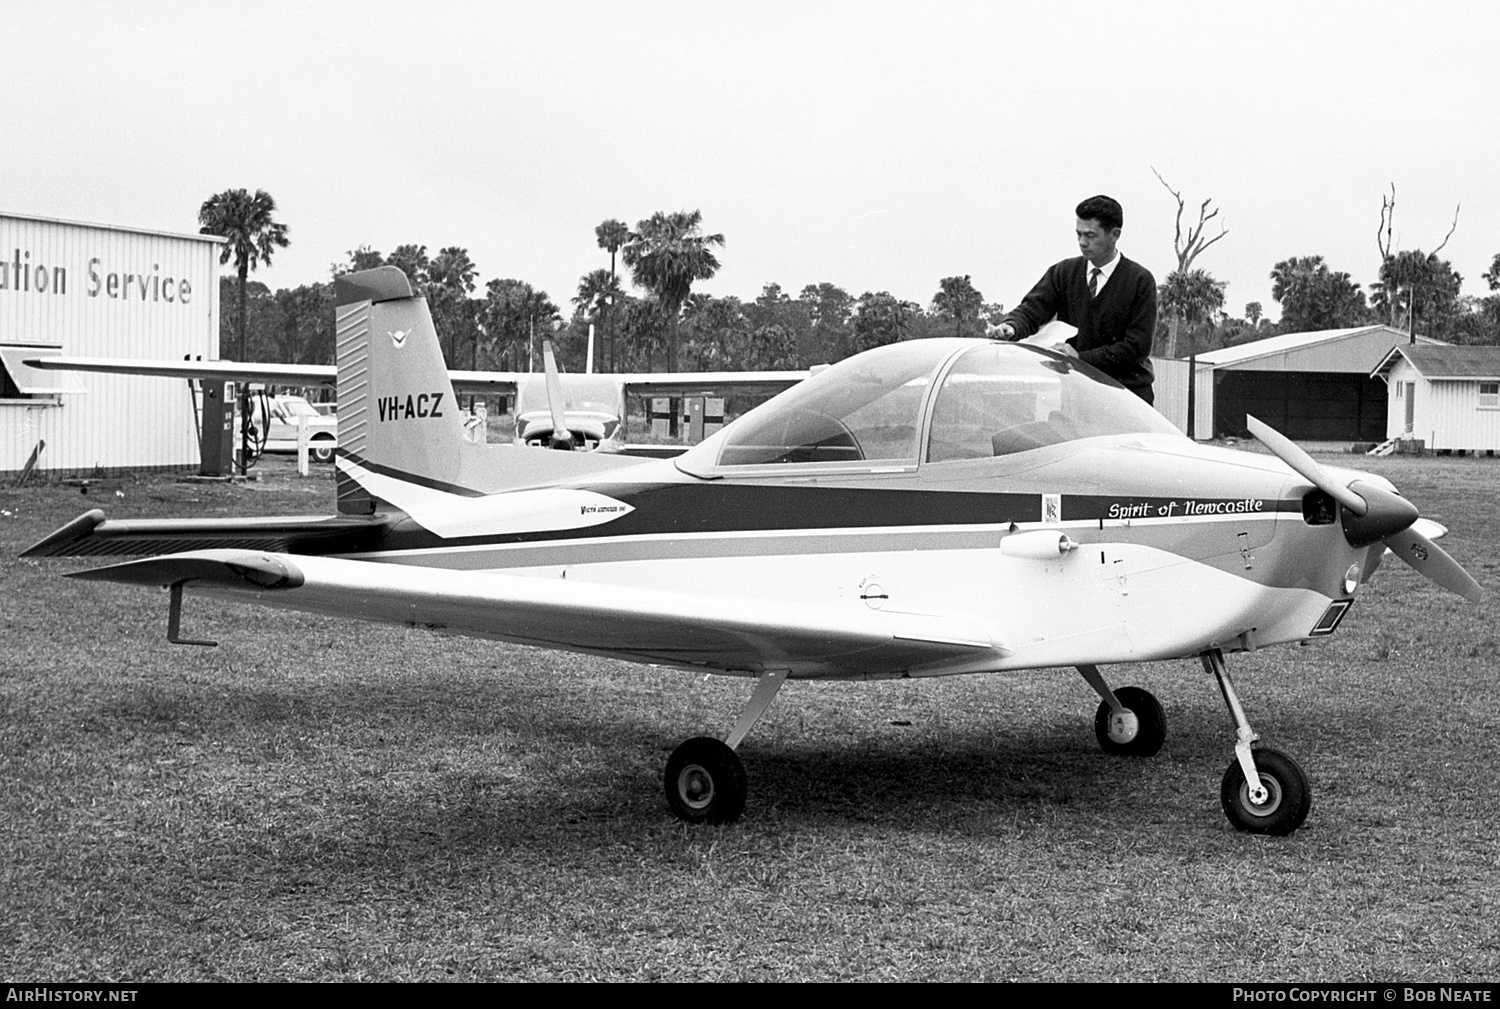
[1154,180,1500,356]
[200,187,1500,376]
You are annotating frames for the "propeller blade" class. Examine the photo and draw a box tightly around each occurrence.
[1247,415,1366,516]
[1383,527,1484,603]
[542,338,574,450]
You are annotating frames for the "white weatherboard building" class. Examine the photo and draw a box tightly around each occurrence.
[1373,344,1500,453]
[0,212,221,476]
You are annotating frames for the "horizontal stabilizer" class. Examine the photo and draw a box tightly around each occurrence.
[22,509,392,558]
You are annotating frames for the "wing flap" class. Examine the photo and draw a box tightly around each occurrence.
[68,551,1005,676]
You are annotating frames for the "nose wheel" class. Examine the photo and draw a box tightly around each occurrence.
[1220,747,1310,836]
[1203,649,1311,836]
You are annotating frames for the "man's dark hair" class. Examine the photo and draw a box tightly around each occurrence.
[1076,195,1123,231]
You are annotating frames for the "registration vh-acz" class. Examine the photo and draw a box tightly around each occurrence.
[24,267,1481,835]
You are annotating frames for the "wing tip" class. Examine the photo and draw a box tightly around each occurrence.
[21,509,106,558]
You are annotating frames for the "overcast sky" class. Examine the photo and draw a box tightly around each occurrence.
[3,1,1496,324]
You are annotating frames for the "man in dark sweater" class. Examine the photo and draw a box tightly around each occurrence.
[997,195,1157,403]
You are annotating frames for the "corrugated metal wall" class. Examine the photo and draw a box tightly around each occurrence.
[0,213,221,474]
[1150,356,1214,438]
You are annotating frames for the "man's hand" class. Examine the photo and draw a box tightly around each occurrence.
[996,322,1018,341]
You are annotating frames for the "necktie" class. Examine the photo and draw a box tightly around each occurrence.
[1089,267,1101,298]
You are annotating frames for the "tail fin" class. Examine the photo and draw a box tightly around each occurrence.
[332,268,632,516]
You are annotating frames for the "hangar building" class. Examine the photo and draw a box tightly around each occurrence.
[0,211,221,476]
[1193,326,1445,441]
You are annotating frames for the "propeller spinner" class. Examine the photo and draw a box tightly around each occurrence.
[1246,416,1482,602]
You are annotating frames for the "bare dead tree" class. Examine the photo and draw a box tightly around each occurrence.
[1377,182,1460,260]
[1433,204,1460,257]
[1152,166,1228,273]
[1377,183,1396,262]
[1152,167,1228,358]
[1376,182,1461,329]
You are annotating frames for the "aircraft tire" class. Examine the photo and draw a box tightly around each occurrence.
[664,736,747,825]
[1093,686,1166,757]
[1220,747,1311,836]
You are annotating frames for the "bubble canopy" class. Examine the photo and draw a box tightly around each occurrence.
[678,339,1180,474]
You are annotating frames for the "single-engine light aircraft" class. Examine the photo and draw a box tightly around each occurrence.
[24,267,1482,836]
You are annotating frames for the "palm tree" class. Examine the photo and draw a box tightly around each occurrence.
[622,210,724,371]
[385,244,431,291]
[932,275,984,337]
[198,188,290,361]
[1158,268,1225,356]
[482,279,561,371]
[595,219,631,370]
[574,269,623,328]
[428,247,479,366]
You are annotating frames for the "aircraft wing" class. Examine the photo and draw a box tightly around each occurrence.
[615,370,810,397]
[371,369,811,399]
[25,357,518,398]
[24,359,807,400]
[67,550,1005,676]
[24,356,337,386]
[448,370,520,397]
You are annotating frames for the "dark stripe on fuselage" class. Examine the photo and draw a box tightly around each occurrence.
[368,481,1304,554]
[344,452,488,498]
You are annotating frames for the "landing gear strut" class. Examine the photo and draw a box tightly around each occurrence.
[1203,649,1311,836]
[664,669,787,825]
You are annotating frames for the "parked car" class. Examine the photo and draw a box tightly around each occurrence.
[253,394,338,463]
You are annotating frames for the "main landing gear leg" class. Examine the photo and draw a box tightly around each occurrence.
[1078,665,1166,757]
[664,669,788,826]
[1203,648,1311,836]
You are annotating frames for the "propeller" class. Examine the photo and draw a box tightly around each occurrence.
[1247,415,1481,602]
[541,338,575,450]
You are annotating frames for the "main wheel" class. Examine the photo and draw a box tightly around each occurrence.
[1220,747,1311,836]
[1093,686,1166,757]
[664,736,747,825]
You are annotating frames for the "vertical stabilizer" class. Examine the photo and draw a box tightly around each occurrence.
[334,267,466,513]
[332,267,634,517]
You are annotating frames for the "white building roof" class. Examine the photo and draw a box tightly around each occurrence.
[0,209,225,245]
[1372,344,1500,381]
[1196,325,1445,369]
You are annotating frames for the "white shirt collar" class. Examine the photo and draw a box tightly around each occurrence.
[1090,250,1121,288]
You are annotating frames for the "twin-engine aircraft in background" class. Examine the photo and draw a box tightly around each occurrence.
[27,335,806,455]
[24,267,1482,836]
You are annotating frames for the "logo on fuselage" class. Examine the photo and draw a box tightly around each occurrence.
[377,393,444,422]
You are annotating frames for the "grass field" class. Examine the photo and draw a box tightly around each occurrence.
[2,450,1497,981]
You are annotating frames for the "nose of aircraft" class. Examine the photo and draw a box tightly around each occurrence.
[1247,415,1482,602]
[1339,479,1420,547]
